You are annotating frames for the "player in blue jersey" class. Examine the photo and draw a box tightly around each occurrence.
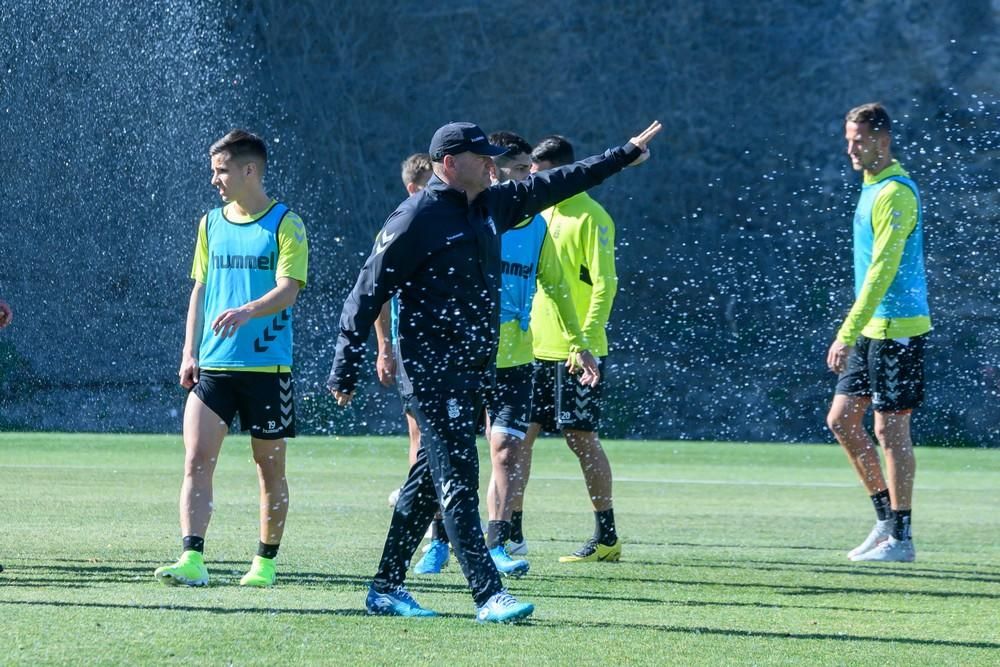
[155,130,309,587]
[826,103,930,563]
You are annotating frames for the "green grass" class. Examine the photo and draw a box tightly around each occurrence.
[1,433,998,665]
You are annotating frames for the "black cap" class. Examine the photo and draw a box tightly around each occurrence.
[429,122,509,161]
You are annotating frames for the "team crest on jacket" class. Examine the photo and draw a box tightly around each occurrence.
[447,398,460,419]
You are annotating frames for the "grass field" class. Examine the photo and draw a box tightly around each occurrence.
[1,433,998,665]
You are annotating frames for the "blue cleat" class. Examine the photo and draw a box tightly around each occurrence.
[365,585,438,617]
[476,590,534,623]
[489,545,529,577]
[413,539,450,574]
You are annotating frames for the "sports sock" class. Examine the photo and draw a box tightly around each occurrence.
[182,535,205,553]
[430,517,448,543]
[594,508,618,545]
[258,542,280,559]
[510,511,524,542]
[486,520,511,549]
[870,489,893,522]
[892,510,911,541]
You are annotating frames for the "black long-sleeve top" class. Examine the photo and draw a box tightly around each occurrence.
[327,142,642,393]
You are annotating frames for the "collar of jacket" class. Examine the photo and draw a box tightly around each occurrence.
[426,175,474,206]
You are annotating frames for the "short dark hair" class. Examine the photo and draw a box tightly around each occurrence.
[531,135,575,167]
[488,131,533,160]
[401,153,432,188]
[845,103,892,135]
[210,129,268,168]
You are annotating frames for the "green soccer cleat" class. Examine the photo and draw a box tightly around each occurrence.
[240,555,277,587]
[154,550,209,587]
[559,537,622,563]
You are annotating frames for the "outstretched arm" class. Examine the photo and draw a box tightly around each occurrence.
[488,122,663,231]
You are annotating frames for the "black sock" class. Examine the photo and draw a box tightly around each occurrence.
[510,511,524,543]
[258,542,280,559]
[871,489,893,522]
[893,510,912,541]
[182,535,204,553]
[431,517,448,543]
[594,509,617,545]
[486,520,511,549]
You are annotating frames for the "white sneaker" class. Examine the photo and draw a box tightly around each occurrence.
[506,539,528,556]
[387,487,402,507]
[847,520,893,560]
[852,536,916,562]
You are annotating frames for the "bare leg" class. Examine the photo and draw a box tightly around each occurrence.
[180,392,228,538]
[487,431,522,521]
[510,423,541,514]
[564,429,613,511]
[251,437,289,545]
[826,394,887,494]
[873,411,915,510]
[406,412,421,467]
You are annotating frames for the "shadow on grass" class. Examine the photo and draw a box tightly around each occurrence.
[532,619,1000,651]
[677,557,1000,584]
[529,589,930,615]
[0,598,470,621]
[0,565,376,589]
[530,571,1000,600]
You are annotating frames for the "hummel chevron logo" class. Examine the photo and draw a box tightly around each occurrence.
[281,403,293,415]
[255,311,291,352]
[279,377,291,390]
[280,391,292,402]
[574,410,591,420]
[575,397,592,408]
[281,415,293,427]
[290,218,306,243]
[375,230,396,255]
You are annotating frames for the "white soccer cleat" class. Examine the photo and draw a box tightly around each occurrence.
[847,519,893,560]
[851,536,916,562]
[506,539,528,556]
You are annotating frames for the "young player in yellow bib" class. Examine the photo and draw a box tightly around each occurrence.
[155,130,308,587]
[518,135,623,563]
[826,103,930,563]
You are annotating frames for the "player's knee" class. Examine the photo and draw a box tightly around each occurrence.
[826,410,854,437]
[184,450,216,476]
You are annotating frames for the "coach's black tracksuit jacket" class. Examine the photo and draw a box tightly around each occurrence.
[328,142,641,606]
[327,141,642,393]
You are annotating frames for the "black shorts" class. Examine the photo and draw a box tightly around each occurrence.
[530,357,605,433]
[486,364,534,439]
[192,370,295,439]
[835,334,926,412]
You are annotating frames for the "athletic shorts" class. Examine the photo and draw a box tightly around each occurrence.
[835,334,926,412]
[530,357,605,433]
[486,364,534,440]
[192,370,295,439]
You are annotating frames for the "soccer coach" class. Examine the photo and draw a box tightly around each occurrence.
[328,120,661,622]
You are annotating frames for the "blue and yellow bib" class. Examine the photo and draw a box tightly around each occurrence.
[200,202,293,367]
[853,176,929,320]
